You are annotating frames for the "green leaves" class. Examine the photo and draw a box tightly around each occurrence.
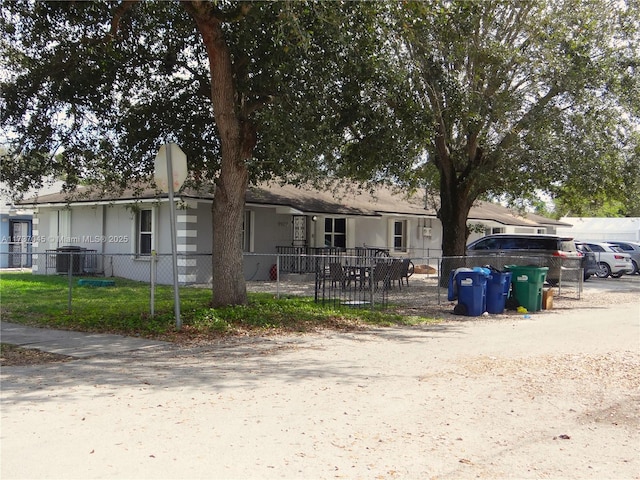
[1,1,426,194]
[1,0,637,222]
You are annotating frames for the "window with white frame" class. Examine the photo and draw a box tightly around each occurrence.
[392,220,407,252]
[137,209,153,255]
[324,217,346,248]
[242,210,254,252]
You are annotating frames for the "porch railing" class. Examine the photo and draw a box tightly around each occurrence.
[276,246,390,273]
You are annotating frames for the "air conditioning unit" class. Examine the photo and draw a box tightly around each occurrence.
[422,227,432,238]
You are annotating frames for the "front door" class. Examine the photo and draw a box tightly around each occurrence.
[292,215,307,247]
[9,220,31,267]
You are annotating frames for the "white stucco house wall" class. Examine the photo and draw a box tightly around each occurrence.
[19,181,569,284]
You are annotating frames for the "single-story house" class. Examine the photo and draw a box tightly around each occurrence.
[20,182,570,284]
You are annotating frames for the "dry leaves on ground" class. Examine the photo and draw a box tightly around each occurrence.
[0,343,73,366]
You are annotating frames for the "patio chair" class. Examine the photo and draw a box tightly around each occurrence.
[388,259,404,289]
[400,258,413,287]
[329,263,352,288]
[370,261,390,291]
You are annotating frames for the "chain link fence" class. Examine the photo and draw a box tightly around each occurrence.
[1,248,588,318]
[439,254,584,299]
[0,250,445,315]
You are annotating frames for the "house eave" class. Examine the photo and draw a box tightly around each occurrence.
[24,197,170,209]
[275,205,304,215]
[377,211,436,219]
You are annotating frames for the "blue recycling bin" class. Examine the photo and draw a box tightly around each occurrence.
[486,271,512,314]
[447,268,471,301]
[448,268,489,316]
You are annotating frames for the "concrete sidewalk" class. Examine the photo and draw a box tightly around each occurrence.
[0,322,171,358]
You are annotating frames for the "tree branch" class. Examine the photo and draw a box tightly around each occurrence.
[497,85,561,150]
[107,0,140,41]
[181,0,251,24]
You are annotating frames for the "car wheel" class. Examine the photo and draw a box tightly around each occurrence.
[583,273,591,281]
[632,260,639,275]
[595,262,611,278]
[610,272,624,278]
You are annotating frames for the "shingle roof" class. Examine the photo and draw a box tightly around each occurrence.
[19,181,569,227]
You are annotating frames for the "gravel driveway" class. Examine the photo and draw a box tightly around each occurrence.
[1,277,638,480]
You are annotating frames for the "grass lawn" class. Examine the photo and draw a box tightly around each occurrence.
[0,272,439,342]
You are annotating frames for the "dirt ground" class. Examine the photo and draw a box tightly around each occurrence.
[0,343,73,366]
[1,283,638,480]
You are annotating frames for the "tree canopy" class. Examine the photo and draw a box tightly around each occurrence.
[1,1,425,192]
[0,1,423,306]
[391,0,639,253]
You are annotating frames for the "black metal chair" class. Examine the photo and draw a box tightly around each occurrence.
[400,258,413,287]
[370,262,390,291]
[329,263,351,288]
[389,259,404,289]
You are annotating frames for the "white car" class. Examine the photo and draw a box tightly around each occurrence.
[580,241,635,278]
[607,240,640,275]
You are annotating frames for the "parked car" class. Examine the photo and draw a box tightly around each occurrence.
[607,240,640,275]
[466,234,582,284]
[578,241,634,278]
[575,242,597,281]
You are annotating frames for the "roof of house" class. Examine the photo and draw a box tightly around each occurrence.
[469,201,570,228]
[19,181,570,228]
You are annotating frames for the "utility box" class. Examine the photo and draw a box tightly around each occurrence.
[55,246,85,275]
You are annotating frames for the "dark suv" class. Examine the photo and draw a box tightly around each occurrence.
[575,242,598,281]
[466,234,582,284]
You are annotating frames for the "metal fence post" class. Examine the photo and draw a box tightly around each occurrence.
[150,250,156,317]
[369,263,375,308]
[437,258,442,305]
[276,254,280,299]
[67,252,73,314]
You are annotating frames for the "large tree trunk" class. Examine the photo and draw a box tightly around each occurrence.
[436,148,475,287]
[439,178,472,258]
[432,125,474,258]
[212,159,248,307]
[185,2,255,306]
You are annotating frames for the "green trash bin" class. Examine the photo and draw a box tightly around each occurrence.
[505,265,549,312]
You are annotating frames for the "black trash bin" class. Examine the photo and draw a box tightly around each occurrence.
[56,246,85,275]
